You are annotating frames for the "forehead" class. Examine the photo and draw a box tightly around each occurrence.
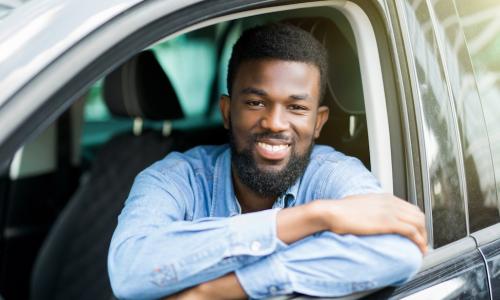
[233,59,321,96]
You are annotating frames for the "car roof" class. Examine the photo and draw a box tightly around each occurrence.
[0,0,149,107]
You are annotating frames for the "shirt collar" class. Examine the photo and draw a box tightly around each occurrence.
[212,145,300,216]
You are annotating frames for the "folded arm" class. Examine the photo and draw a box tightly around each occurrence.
[172,195,426,299]
[109,156,426,299]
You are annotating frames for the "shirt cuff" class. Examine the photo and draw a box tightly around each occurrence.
[236,254,292,299]
[226,208,285,257]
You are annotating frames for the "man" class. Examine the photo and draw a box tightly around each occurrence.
[108,23,427,299]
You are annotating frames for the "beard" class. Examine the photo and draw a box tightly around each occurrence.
[229,123,313,198]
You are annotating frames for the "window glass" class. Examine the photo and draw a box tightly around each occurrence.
[429,0,498,232]
[455,0,500,230]
[154,26,217,117]
[402,0,467,247]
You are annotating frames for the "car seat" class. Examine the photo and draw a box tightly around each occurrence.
[30,51,187,300]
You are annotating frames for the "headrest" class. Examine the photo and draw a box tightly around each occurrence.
[103,50,184,120]
[284,18,365,115]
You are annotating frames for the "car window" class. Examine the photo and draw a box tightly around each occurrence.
[455,0,500,230]
[428,0,498,235]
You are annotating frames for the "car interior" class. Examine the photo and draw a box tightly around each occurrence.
[0,5,393,300]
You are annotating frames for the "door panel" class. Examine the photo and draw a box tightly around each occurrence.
[367,245,489,299]
[480,239,500,299]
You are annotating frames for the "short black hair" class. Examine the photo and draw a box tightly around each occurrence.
[227,23,328,102]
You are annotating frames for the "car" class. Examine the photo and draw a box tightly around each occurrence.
[0,0,498,299]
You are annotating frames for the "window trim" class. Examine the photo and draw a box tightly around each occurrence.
[394,0,436,248]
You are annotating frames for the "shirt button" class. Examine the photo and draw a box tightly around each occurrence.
[269,285,279,294]
[250,241,261,252]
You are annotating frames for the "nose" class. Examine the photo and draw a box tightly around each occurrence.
[260,106,289,132]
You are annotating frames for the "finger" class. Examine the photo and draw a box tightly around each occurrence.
[395,222,427,254]
[396,210,427,243]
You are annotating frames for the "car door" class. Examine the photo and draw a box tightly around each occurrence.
[364,0,494,298]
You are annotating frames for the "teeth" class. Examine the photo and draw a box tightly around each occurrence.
[257,142,288,152]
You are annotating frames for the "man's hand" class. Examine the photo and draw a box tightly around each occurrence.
[313,194,428,254]
[163,273,246,300]
[277,194,427,254]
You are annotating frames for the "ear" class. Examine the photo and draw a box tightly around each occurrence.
[314,105,329,139]
[219,95,231,129]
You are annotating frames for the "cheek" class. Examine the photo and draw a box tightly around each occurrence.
[232,107,261,130]
[295,117,318,138]
[230,119,253,150]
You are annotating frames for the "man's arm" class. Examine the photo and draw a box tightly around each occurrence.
[168,194,426,299]
[277,194,427,252]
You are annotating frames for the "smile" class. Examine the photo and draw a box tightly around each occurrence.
[255,141,291,160]
[257,142,289,152]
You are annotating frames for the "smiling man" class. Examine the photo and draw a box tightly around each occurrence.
[108,24,426,300]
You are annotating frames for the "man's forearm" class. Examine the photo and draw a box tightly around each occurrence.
[276,201,326,244]
[278,195,427,253]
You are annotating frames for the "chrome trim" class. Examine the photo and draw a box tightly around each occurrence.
[381,0,418,205]
[394,0,434,248]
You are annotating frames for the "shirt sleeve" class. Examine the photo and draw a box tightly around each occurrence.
[107,165,284,300]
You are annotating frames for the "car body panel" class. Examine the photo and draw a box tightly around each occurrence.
[371,238,490,299]
[480,239,500,299]
[0,0,205,108]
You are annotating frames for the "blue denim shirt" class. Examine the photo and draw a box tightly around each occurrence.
[108,144,422,299]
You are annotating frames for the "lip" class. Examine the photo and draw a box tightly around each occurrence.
[254,140,291,161]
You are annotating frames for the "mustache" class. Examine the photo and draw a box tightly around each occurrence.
[251,131,293,144]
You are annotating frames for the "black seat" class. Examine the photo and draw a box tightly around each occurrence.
[30,51,185,300]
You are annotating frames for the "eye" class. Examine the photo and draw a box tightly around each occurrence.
[288,104,308,111]
[246,100,265,108]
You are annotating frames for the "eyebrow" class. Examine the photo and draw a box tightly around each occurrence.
[290,94,309,100]
[240,87,267,96]
[239,87,310,100]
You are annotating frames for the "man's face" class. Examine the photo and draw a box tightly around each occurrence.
[221,59,329,197]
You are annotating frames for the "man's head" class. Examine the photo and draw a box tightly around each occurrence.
[221,23,329,198]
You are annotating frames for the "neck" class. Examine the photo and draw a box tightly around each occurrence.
[231,165,276,213]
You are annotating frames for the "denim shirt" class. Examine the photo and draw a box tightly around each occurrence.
[108,145,422,299]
